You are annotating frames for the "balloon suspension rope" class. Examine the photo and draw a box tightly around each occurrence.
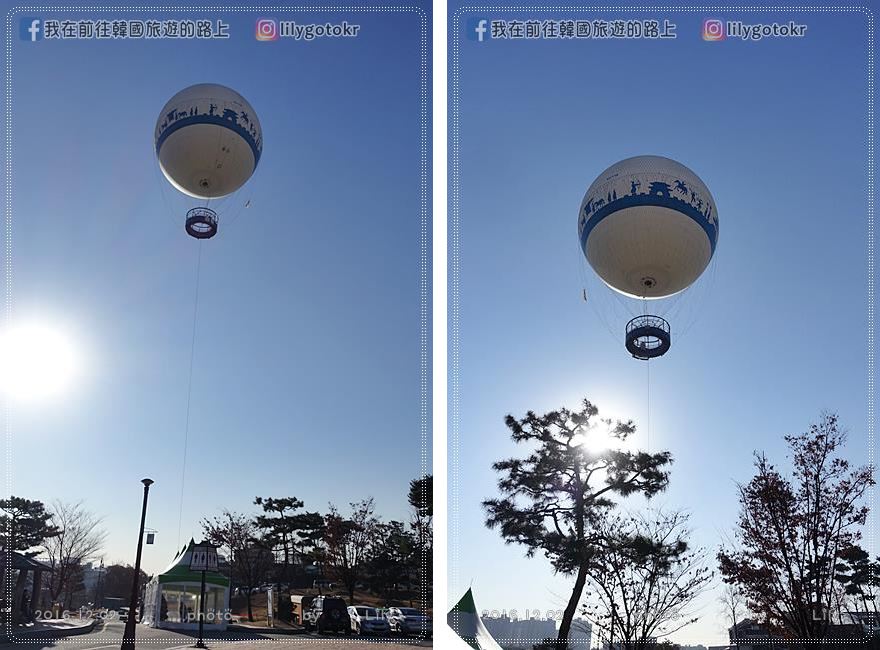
[646,357,652,452]
[177,241,203,548]
[643,297,652,451]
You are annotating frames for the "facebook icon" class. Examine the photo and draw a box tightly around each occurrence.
[20,18,42,41]
[467,18,489,42]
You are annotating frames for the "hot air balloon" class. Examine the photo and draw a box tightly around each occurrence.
[153,85,263,539]
[155,83,262,239]
[578,155,719,359]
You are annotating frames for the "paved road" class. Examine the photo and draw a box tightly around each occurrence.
[1,621,432,649]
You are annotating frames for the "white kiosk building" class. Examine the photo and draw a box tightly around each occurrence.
[142,539,231,631]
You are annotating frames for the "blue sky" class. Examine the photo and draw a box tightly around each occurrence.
[3,6,430,575]
[449,6,873,645]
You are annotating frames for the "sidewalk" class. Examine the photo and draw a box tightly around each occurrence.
[182,640,431,649]
[228,621,306,635]
[7,617,97,638]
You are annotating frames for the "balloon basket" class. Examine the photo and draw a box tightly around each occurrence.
[625,315,671,360]
[185,207,218,240]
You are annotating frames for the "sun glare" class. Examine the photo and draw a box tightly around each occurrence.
[572,426,620,453]
[0,321,80,402]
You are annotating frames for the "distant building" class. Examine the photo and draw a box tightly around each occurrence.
[234,546,274,565]
[729,618,771,650]
[846,611,880,636]
[480,616,592,650]
[570,618,592,647]
[80,561,106,600]
[724,613,878,648]
[481,615,557,649]
[603,640,656,650]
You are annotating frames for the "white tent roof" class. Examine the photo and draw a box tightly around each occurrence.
[447,588,504,650]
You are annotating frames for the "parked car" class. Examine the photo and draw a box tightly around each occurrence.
[303,596,350,635]
[386,607,432,636]
[117,607,129,622]
[348,606,390,636]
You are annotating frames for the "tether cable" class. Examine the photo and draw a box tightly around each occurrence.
[177,240,203,547]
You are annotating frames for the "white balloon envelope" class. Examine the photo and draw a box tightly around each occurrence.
[155,83,262,199]
[578,155,719,299]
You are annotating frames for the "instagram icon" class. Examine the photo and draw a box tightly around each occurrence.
[702,18,725,41]
[255,19,278,41]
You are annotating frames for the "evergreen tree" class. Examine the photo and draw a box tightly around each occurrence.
[483,398,673,648]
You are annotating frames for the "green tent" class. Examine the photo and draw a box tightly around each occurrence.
[448,588,504,650]
[156,539,229,588]
[141,539,230,631]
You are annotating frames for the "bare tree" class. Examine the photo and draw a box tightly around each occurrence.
[202,510,273,622]
[42,501,106,608]
[719,583,748,646]
[582,509,712,649]
[323,499,378,603]
[718,413,874,638]
[829,580,849,625]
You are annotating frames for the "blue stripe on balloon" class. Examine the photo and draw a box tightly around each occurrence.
[579,192,718,255]
[156,114,261,166]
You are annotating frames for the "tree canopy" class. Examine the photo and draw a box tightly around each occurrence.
[0,496,59,555]
[718,413,874,638]
[483,398,673,647]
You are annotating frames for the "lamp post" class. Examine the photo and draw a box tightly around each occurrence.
[121,479,153,650]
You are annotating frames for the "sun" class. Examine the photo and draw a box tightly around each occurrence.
[570,417,635,454]
[0,321,80,402]
[571,427,619,453]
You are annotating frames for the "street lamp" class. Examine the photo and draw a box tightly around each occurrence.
[121,478,153,650]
